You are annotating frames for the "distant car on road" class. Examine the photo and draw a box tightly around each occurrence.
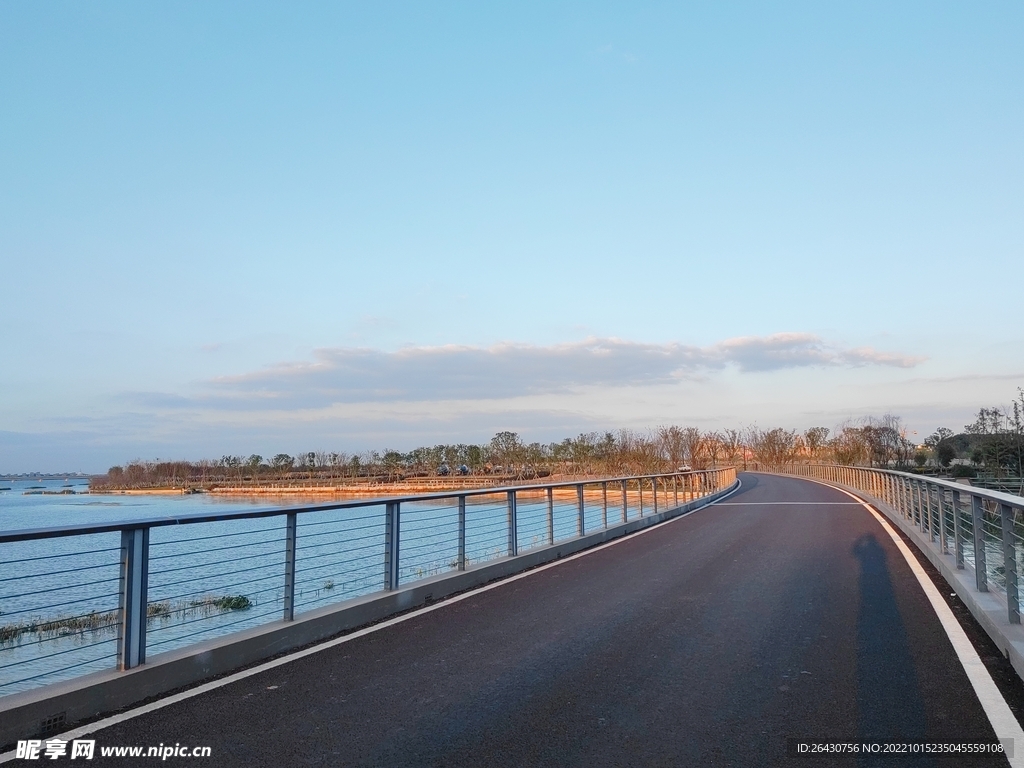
[677,465,692,472]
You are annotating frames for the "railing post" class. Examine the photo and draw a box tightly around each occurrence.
[458,495,467,570]
[911,479,919,527]
[971,495,988,592]
[384,502,400,590]
[507,490,518,556]
[912,481,922,530]
[546,486,555,544]
[576,484,585,536]
[283,512,297,621]
[673,474,679,507]
[652,476,659,515]
[602,482,608,528]
[929,483,937,544]
[924,483,933,536]
[621,480,628,523]
[921,481,929,536]
[1001,504,1020,624]
[951,490,965,569]
[638,478,644,516]
[931,484,939,540]
[938,488,949,555]
[118,527,150,670]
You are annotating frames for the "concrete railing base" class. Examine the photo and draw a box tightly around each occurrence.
[0,480,738,748]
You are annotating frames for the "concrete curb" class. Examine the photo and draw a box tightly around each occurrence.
[0,480,738,747]
[830,481,1024,682]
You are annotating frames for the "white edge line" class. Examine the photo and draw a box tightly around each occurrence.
[810,478,1024,767]
[0,480,742,761]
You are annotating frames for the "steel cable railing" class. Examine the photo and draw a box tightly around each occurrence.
[0,533,122,694]
[778,464,1024,626]
[0,467,735,697]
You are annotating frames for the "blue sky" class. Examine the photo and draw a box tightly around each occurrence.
[1,1,1021,472]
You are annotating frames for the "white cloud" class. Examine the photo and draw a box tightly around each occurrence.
[711,333,924,372]
[136,333,924,410]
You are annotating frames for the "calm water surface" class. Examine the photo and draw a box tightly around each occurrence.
[0,478,640,695]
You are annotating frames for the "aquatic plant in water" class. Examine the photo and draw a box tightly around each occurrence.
[0,594,253,646]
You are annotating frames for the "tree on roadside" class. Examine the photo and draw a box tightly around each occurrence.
[803,427,830,459]
[964,390,1024,479]
[657,426,687,470]
[721,429,744,468]
[749,428,799,468]
[680,427,707,470]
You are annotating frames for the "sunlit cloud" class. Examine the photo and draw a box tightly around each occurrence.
[128,333,924,411]
[712,333,924,372]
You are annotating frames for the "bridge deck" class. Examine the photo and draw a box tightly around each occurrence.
[77,473,1006,766]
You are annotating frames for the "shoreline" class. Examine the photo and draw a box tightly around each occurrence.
[84,476,621,498]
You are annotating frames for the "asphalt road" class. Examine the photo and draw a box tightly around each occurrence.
[80,473,1009,766]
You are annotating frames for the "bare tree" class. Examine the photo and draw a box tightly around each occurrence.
[803,427,830,459]
[721,429,743,467]
[657,426,687,469]
[749,428,799,469]
[680,428,707,469]
[704,431,724,468]
[827,422,868,466]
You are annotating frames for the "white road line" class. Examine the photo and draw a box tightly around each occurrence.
[0,481,742,762]
[819,480,1024,767]
[715,501,861,506]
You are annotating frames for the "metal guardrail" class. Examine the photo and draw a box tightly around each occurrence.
[0,467,735,697]
[779,464,1024,626]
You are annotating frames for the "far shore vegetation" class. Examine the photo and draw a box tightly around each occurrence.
[92,388,1024,495]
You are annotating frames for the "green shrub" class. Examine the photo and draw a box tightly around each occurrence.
[209,595,252,611]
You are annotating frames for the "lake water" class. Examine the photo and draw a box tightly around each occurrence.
[0,478,652,696]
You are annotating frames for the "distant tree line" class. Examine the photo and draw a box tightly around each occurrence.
[921,388,1024,479]
[88,421,899,490]
[92,388,1024,490]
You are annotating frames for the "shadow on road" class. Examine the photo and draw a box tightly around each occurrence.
[852,533,931,767]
